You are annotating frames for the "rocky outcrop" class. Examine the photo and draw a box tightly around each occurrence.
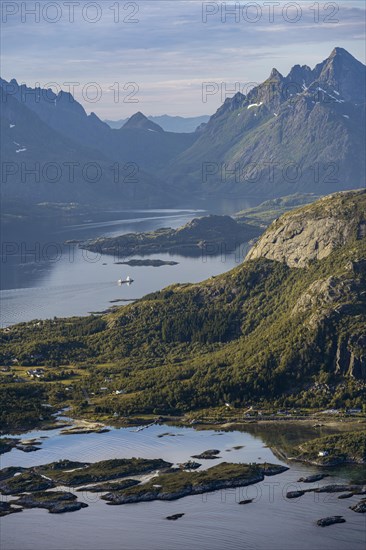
[166,513,185,520]
[238,499,254,505]
[178,461,201,470]
[246,190,366,267]
[103,463,288,505]
[317,516,346,527]
[104,474,266,505]
[350,499,366,513]
[335,335,366,379]
[287,485,366,499]
[0,501,22,517]
[297,474,329,483]
[76,479,139,493]
[11,491,88,514]
[191,449,220,459]
[0,472,55,495]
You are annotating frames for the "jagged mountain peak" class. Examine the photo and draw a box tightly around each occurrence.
[329,46,357,59]
[163,48,365,199]
[286,64,313,88]
[122,111,164,132]
[313,47,366,103]
[245,68,284,108]
[268,67,284,80]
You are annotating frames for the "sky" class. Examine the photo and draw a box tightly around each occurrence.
[1,0,365,119]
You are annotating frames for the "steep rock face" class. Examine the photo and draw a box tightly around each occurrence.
[313,47,366,104]
[335,334,366,379]
[245,189,366,381]
[164,48,366,199]
[246,190,366,267]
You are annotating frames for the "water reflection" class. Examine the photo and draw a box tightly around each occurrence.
[1,423,365,550]
[1,210,247,326]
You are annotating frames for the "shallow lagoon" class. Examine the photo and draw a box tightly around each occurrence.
[1,423,365,550]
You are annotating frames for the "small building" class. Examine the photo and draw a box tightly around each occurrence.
[318,450,329,457]
[27,368,45,379]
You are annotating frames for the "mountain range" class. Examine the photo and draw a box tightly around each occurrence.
[1,47,365,212]
[105,114,210,133]
[163,47,365,200]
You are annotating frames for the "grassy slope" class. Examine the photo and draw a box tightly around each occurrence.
[296,431,366,465]
[235,193,321,226]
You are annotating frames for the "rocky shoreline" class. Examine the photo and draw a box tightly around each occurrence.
[10,491,88,514]
[114,259,179,267]
[0,437,45,455]
[286,484,366,500]
[79,215,261,258]
[102,463,288,505]
[0,458,288,515]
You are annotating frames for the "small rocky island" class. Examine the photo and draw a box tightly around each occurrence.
[191,449,221,459]
[114,259,179,267]
[10,491,88,514]
[102,462,288,505]
[317,516,346,527]
[79,215,262,258]
[0,458,287,513]
[286,484,366,500]
[0,437,44,455]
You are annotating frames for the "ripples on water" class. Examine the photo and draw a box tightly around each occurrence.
[1,424,365,550]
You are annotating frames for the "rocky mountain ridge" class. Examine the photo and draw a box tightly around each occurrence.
[246,190,366,267]
[163,48,365,199]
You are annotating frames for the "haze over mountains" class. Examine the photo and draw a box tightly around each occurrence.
[1,47,365,212]
[164,47,366,199]
[105,115,210,133]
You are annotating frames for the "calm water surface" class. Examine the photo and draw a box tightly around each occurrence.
[1,209,246,326]
[0,423,365,550]
[1,210,365,549]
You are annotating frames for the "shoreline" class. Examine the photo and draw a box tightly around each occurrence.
[1,413,365,438]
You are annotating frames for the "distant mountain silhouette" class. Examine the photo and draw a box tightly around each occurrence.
[105,114,210,132]
[1,48,365,211]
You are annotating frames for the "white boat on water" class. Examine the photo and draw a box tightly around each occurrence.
[118,275,134,285]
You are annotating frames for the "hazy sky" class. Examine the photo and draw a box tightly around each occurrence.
[1,1,365,119]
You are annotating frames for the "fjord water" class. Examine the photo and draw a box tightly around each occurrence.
[1,209,246,327]
[1,423,365,550]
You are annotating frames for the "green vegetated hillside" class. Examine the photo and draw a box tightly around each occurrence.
[81,214,262,257]
[0,190,365,426]
[235,193,321,227]
[295,431,366,465]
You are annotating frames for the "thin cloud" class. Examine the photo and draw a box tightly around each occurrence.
[1,1,364,117]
